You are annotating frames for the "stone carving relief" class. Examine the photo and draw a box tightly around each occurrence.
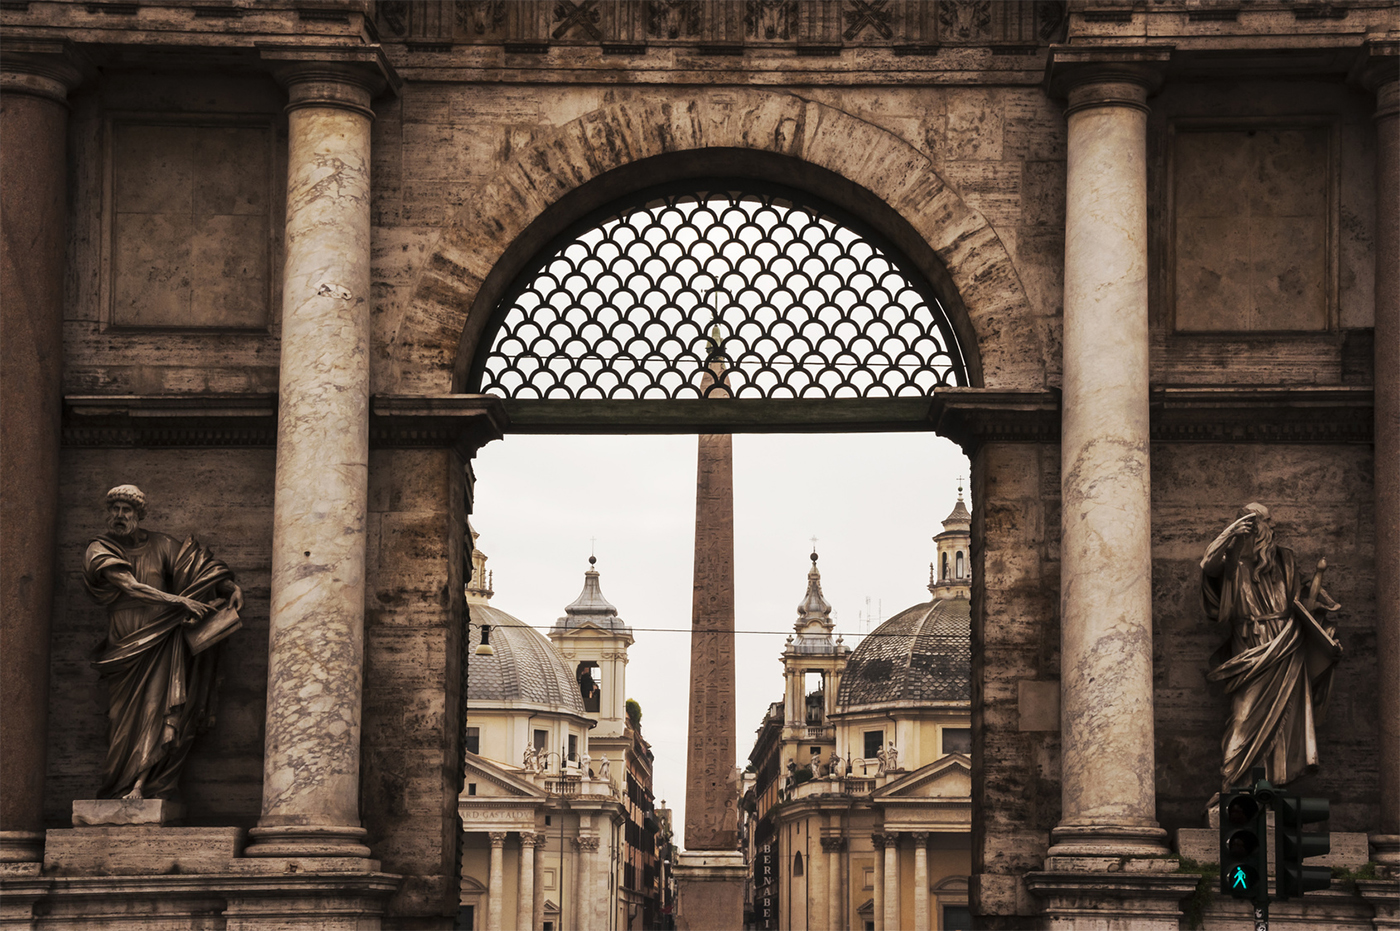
[1201,502,1343,791]
[375,0,1066,50]
[82,485,243,801]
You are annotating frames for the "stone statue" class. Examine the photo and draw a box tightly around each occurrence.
[599,754,611,782]
[885,741,899,772]
[828,750,844,778]
[523,746,537,771]
[82,485,243,800]
[875,744,888,774]
[1202,502,1342,790]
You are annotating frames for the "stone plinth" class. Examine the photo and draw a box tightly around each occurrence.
[44,826,244,875]
[71,798,184,827]
[1027,864,1199,931]
[674,850,745,931]
[1176,827,1371,871]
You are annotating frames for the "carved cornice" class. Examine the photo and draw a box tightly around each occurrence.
[63,394,508,453]
[1045,45,1173,100]
[258,42,404,98]
[929,386,1374,449]
[0,37,87,104]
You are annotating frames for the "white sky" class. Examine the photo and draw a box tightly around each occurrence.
[469,431,970,850]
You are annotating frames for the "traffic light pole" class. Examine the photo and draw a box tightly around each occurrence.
[1254,901,1268,931]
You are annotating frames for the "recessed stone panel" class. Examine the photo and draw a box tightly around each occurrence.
[1173,125,1331,332]
[108,118,273,328]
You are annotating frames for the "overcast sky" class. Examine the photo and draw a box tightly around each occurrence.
[470,431,970,850]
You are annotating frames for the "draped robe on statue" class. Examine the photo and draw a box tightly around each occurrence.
[1202,538,1336,787]
[83,531,234,799]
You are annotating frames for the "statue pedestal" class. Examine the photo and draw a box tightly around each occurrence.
[44,825,244,875]
[674,850,745,931]
[71,797,184,827]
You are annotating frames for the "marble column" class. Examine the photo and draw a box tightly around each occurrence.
[871,833,885,931]
[0,44,81,866]
[822,837,844,931]
[882,833,900,931]
[518,832,538,931]
[487,832,506,931]
[808,829,828,931]
[576,835,598,931]
[1367,55,1400,872]
[911,833,929,931]
[246,63,379,859]
[532,835,546,930]
[1050,61,1170,860]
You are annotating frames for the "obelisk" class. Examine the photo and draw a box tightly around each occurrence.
[674,357,746,930]
[684,430,738,851]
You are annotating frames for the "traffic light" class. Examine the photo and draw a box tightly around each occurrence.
[1219,789,1268,902]
[1276,794,1331,899]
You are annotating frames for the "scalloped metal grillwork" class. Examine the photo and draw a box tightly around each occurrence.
[473,184,967,400]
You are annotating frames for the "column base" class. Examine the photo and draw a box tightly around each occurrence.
[1371,833,1400,873]
[0,830,44,863]
[1046,822,1170,860]
[1026,868,1198,931]
[244,824,371,859]
[674,850,745,931]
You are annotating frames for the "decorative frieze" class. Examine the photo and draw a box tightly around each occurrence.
[375,0,1066,51]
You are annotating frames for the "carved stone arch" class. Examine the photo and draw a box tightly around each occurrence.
[387,91,1044,395]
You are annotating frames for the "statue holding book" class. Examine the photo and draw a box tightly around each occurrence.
[83,484,243,801]
[1201,502,1343,791]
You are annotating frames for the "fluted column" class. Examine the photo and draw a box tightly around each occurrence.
[487,832,507,931]
[822,837,845,931]
[1365,51,1400,872]
[0,43,81,866]
[246,63,380,859]
[911,833,929,931]
[882,833,900,931]
[1049,58,1170,860]
[871,834,885,931]
[518,832,538,931]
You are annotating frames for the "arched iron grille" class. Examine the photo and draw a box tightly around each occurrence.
[471,182,967,400]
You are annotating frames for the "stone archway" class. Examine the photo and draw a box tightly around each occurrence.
[384,90,1045,396]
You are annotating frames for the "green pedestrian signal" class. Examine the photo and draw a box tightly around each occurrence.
[1219,787,1268,905]
[1276,794,1332,899]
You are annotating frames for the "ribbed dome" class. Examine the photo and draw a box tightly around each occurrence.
[468,603,587,714]
[836,596,971,708]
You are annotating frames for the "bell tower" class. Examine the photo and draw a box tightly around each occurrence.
[548,557,634,740]
[779,552,849,774]
[931,482,972,601]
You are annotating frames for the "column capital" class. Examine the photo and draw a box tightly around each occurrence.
[0,39,86,106]
[519,830,540,848]
[259,45,402,117]
[908,831,929,845]
[871,831,886,848]
[1353,40,1399,119]
[820,836,846,854]
[488,831,508,846]
[575,835,600,852]
[1046,46,1172,110]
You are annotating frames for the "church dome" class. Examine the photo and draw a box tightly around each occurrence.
[468,603,588,715]
[836,596,971,709]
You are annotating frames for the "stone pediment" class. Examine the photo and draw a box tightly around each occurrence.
[462,752,547,799]
[873,754,972,801]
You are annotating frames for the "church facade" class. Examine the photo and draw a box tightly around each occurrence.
[1,1,1396,929]
[743,492,974,931]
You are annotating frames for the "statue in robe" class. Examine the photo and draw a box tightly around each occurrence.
[82,485,243,800]
[1202,502,1342,790]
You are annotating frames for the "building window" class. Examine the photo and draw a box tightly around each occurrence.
[577,662,601,713]
[955,551,965,579]
[568,734,578,761]
[467,783,477,796]
[942,552,949,581]
[793,851,804,877]
[943,905,973,929]
[942,728,972,755]
[534,729,548,751]
[863,730,884,759]
[465,727,480,754]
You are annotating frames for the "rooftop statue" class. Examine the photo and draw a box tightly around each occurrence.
[1201,502,1342,791]
[82,485,243,800]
